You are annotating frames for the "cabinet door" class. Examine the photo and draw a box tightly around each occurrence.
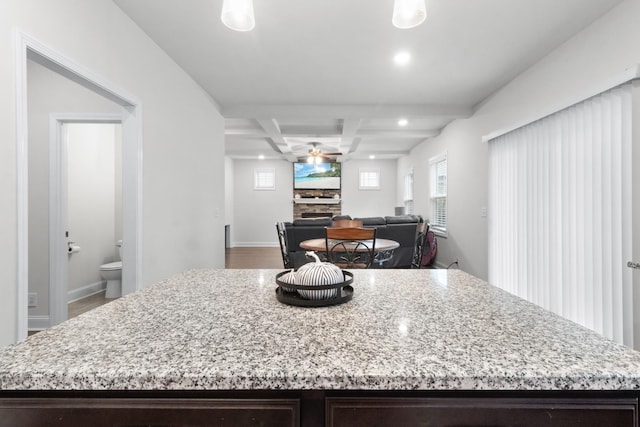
[0,398,299,427]
[326,397,637,427]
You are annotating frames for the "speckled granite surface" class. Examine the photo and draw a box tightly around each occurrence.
[1,268,640,391]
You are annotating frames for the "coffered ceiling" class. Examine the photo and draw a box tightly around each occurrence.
[114,0,622,161]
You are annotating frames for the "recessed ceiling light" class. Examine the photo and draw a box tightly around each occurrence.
[258,154,265,160]
[398,118,408,126]
[393,51,411,66]
[369,155,376,160]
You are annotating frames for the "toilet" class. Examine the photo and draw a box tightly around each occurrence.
[100,240,122,299]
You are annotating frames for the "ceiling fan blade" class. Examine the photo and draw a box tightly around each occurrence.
[322,152,343,156]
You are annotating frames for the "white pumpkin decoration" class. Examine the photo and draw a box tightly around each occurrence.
[279,269,297,293]
[296,251,344,300]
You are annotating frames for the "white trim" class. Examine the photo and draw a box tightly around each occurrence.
[432,261,448,269]
[23,34,138,107]
[122,104,144,296]
[429,152,447,165]
[15,30,144,340]
[232,242,280,248]
[15,29,29,342]
[483,64,640,142]
[28,316,51,332]
[48,115,66,328]
[67,281,106,304]
[432,229,448,239]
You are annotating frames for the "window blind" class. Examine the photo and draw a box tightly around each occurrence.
[430,155,447,231]
[404,169,414,214]
[488,83,633,346]
[359,169,380,189]
[254,168,275,190]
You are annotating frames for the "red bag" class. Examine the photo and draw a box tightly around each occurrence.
[421,231,437,266]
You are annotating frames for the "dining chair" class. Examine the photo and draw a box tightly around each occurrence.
[275,222,294,269]
[331,219,364,228]
[325,227,376,269]
[411,221,429,269]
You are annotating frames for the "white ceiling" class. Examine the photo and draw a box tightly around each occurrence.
[114,0,623,161]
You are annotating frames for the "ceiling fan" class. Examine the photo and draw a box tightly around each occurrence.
[304,142,342,163]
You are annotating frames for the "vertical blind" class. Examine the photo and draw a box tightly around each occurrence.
[488,83,633,346]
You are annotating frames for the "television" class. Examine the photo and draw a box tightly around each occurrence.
[293,162,341,190]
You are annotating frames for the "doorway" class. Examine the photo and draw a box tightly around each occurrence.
[48,119,123,326]
[16,32,143,339]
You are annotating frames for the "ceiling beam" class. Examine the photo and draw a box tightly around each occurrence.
[357,129,441,137]
[341,118,361,137]
[347,137,362,154]
[339,118,361,153]
[278,127,341,137]
[223,104,473,119]
[224,128,267,136]
[256,118,291,154]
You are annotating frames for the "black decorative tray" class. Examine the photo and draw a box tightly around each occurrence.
[275,270,354,307]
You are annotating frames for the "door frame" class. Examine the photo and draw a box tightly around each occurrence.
[633,79,640,349]
[15,31,144,339]
[49,115,123,327]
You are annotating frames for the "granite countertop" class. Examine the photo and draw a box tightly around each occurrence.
[1,268,640,391]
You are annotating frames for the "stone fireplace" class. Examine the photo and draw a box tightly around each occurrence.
[293,189,341,219]
[301,212,333,218]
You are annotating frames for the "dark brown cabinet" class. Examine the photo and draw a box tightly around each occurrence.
[1,392,638,427]
[326,397,638,427]
[0,398,300,427]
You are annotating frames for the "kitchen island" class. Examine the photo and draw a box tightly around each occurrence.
[1,268,640,426]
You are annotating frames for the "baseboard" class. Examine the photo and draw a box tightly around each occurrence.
[67,280,106,303]
[28,315,50,331]
[231,242,280,248]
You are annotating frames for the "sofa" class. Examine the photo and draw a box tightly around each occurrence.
[282,214,425,269]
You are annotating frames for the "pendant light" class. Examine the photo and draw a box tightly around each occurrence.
[392,0,427,29]
[221,0,255,32]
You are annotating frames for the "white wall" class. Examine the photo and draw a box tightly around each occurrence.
[232,159,293,246]
[1,0,225,347]
[398,0,640,280]
[341,159,398,218]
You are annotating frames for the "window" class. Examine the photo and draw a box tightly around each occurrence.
[359,168,380,190]
[254,168,275,190]
[403,169,414,214]
[429,154,447,235]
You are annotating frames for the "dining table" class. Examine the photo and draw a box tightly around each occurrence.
[299,237,399,253]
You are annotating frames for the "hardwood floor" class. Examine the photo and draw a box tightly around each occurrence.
[68,291,113,318]
[225,247,283,269]
[60,247,283,323]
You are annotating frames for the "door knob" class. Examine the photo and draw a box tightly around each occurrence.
[627,261,640,269]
